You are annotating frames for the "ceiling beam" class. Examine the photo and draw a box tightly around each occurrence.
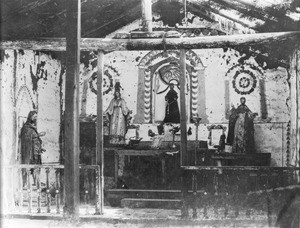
[186,3,216,23]
[1,31,299,52]
[211,0,274,22]
[211,0,299,31]
[189,2,258,31]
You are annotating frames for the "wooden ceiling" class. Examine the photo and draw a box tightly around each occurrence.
[1,0,299,39]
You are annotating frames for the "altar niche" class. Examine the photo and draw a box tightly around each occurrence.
[134,50,206,124]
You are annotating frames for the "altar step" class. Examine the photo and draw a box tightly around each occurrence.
[121,198,182,209]
[106,189,188,208]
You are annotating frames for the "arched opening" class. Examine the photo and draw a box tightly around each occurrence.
[135,50,205,124]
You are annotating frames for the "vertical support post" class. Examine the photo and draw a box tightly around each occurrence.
[96,51,104,214]
[224,79,230,119]
[179,49,188,166]
[64,0,81,217]
[141,0,152,32]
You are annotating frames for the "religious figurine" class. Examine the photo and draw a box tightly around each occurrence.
[20,110,46,186]
[163,83,180,123]
[104,89,131,145]
[227,97,258,153]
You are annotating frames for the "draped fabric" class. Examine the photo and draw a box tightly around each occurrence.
[227,104,255,153]
[163,89,180,123]
[105,98,129,144]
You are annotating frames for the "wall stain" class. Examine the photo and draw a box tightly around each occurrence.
[0,50,10,63]
[30,61,48,92]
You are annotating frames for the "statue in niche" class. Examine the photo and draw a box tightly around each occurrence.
[163,83,180,123]
[104,83,131,144]
[227,97,258,153]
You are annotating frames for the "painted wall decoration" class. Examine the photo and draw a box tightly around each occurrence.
[30,60,48,93]
[79,63,121,118]
[232,69,257,95]
[89,65,118,95]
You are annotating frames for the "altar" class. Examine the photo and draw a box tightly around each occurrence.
[104,147,179,187]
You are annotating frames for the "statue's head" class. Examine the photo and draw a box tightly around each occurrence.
[170,83,175,90]
[114,91,121,99]
[240,97,246,105]
[27,110,37,125]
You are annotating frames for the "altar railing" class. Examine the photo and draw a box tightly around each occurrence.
[3,164,101,215]
[180,166,300,226]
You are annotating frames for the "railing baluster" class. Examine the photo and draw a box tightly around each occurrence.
[17,168,23,210]
[224,173,229,218]
[234,171,239,218]
[95,166,100,214]
[213,172,218,218]
[26,168,32,213]
[45,168,51,213]
[266,170,272,227]
[192,172,197,219]
[181,170,189,219]
[203,171,208,219]
[36,168,41,213]
[203,191,208,219]
[84,169,89,215]
[55,169,60,214]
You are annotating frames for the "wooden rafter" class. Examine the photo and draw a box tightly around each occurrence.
[211,0,276,22]
[1,31,299,52]
[186,3,216,23]
[211,0,299,31]
[189,1,258,31]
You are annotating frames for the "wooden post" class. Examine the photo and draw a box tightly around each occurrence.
[180,49,188,166]
[141,0,152,32]
[63,0,80,217]
[96,50,104,214]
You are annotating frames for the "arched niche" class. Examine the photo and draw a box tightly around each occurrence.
[15,84,36,163]
[224,64,266,120]
[151,61,191,122]
[134,50,207,124]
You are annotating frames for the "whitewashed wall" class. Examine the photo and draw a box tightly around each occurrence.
[1,50,62,165]
[1,47,294,167]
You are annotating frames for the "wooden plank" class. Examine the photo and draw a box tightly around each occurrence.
[96,51,104,214]
[114,149,177,156]
[179,49,188,166]
[1,31,299,51]
[63,0,81,217]
[181,166,300,171]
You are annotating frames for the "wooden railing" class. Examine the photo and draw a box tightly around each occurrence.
[181,166,300,226]
[3,164,101,215]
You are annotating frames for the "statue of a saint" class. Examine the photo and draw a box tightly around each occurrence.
[20,110,46,186]
[104,90,131,144]
[227,97,257,153]
[163,84,180,123]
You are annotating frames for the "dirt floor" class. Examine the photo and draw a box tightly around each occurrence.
[1,207,272,228]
